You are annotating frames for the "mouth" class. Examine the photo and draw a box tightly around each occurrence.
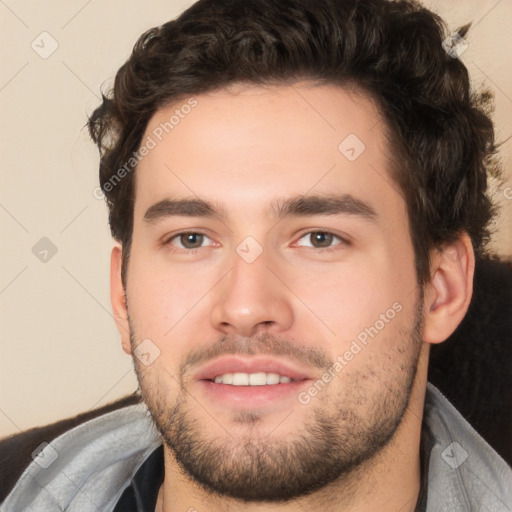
[193,356,314,408]
[194,355,313,383]
[211,372,296,386]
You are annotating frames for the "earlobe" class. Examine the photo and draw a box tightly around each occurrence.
[422,233,475,344]
[110,244,132,355]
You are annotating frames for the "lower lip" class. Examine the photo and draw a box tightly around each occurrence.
[197,379,311,408]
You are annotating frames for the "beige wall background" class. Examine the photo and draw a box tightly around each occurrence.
[1,0,511,438]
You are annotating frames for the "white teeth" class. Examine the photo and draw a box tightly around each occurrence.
[266,373,280,385]
[232,373,249,385]
[222,373,233,384]
[249,372,267,386]
[212,372,294,386]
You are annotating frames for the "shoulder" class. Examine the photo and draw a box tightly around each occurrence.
[0,393,158,507]
[423,383,512,511]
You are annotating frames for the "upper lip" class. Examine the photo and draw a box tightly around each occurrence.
[193,356,314,381]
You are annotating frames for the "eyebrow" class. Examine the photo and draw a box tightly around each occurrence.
[143,194,378,225]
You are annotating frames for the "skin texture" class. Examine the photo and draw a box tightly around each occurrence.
[110,83,475,512]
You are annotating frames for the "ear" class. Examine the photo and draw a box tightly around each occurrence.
[110,244,132,355]
[422,232,475,344]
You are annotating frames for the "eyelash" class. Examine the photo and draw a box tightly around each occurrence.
[162,230,348,253]
[292,230,347,253]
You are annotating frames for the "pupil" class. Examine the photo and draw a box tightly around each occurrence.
[312,232,332,247]
[182,233,203,248]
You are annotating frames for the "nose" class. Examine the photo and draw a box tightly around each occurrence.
[209,247,294,338]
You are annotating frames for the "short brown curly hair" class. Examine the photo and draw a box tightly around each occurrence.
[88,0,501,287]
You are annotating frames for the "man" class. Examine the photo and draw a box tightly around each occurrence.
[2,0,511,510]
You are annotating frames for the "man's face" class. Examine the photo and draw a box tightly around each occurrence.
[122,83,424,501]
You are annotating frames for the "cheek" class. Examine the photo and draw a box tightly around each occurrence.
[127,274,198,335]
[125,250,219,352]
[285,248,415,347]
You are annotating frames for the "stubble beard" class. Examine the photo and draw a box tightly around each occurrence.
[129,301,424,503]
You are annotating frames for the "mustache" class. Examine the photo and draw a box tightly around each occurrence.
[180,332,333,377]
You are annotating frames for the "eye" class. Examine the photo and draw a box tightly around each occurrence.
[295,231,345,250]
[165,232,214,250]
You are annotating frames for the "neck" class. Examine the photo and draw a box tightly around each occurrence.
[156,347,429,512]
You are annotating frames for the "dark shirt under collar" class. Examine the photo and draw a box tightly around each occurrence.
[114,444,164,511]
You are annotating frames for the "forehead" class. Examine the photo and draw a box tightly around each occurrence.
[134,83,400,218]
